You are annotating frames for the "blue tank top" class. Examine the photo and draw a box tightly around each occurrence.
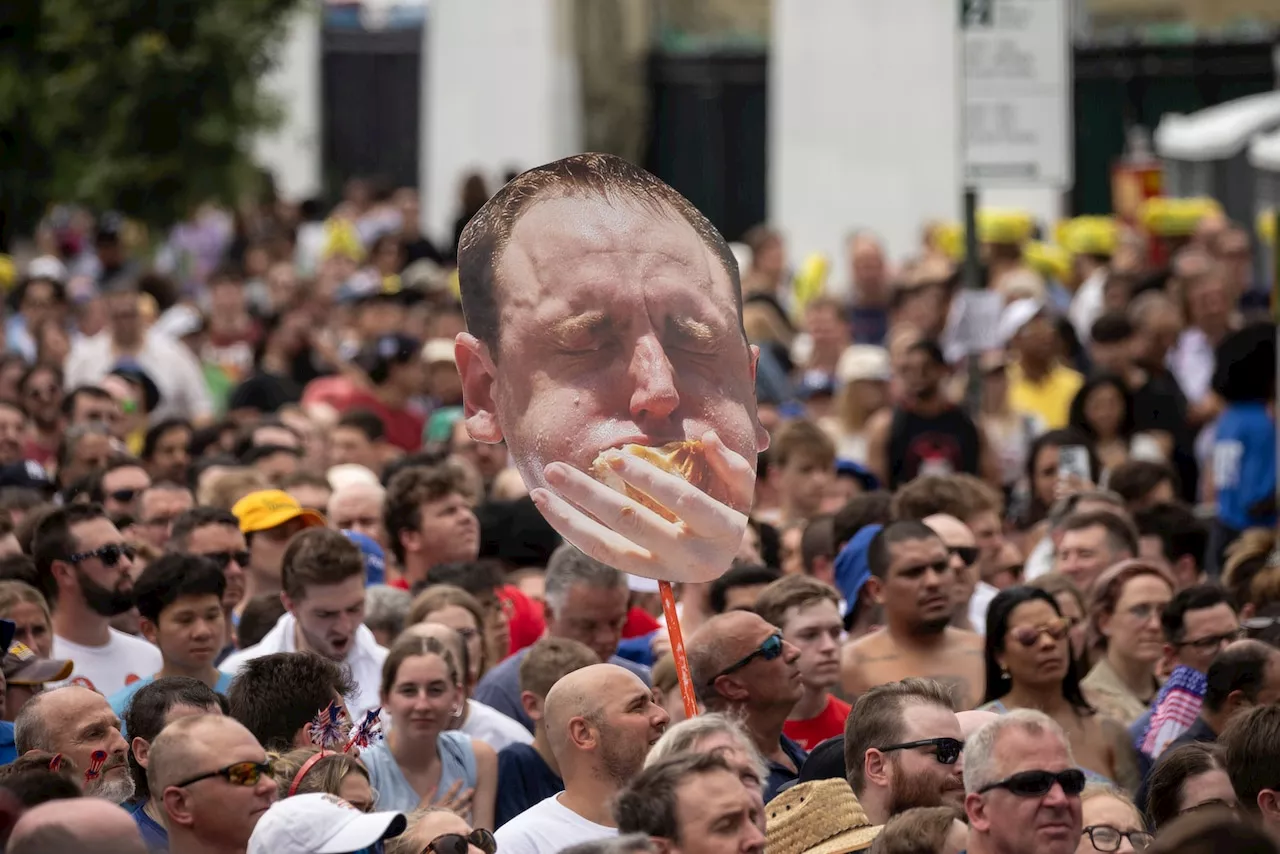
[360,731,478,814]
[1213,403,1277,531]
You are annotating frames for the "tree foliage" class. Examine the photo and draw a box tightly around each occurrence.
[0,0,303,248]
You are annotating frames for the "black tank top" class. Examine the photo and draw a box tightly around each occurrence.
[887,405,981,489]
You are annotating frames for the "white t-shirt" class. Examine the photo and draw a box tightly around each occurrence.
[52,630,163,697]
[462,699,533,751]
[494,793,616,854]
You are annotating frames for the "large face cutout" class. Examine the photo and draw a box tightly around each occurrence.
[456,155,767,583]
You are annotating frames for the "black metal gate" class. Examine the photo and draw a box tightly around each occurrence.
[321,26,422,200]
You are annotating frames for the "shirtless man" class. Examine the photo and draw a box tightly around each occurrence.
[841,520,986,709]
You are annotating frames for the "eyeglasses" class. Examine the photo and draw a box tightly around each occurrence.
[426,829,497,854]
[66,543,136,567]
[707,633,784,686]
[876,737,964,765]
[202,550,252,570]
[108,489,140,504]
[949,546,979,567]
[174,760,273,789]
[1009,617,1072,648]
[979,768,1086,797]
[1082,826,1154,852]
[1176,628,1245,650]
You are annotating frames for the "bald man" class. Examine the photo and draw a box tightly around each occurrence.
[148,715,277,854]
[686,610,806,800]
[494,663,669,854]
[924,513,994,634]
[13,686,133,803]
[7,798,145,854]
[957,709,1001,741]
[327,481,386,547]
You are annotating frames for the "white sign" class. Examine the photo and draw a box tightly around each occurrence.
[961,0,1072,187]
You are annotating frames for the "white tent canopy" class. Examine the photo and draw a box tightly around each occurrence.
[1250,127,1280,172]
[1156,91,1280,162]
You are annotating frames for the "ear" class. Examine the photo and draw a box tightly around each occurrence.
[1224,689,1248,717]
[131,737,151,769]
[1097,609,1114,640]
[280,591,297,616]
[650,836,676,854]
[965,792,991,832]
[140,618,159,646]
[161,787,195,828]
[1160,643,1178,672]
[50,559,74,592]
[864,748,891,789]
[1259,788,1280,826]
[520,690,543,723]
[567,716,596,752]
[867,576,885,607]
[455,333,504,444]
[812,556,835,587]
[398,528,422,562]
[1241,603,1257,620]
[748,345,770,453]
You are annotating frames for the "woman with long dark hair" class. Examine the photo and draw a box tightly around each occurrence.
[980,586,1140,792]
[1068,374,1139,475]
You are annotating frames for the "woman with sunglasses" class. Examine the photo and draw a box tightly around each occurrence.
[361,635,497,830]
[1145,743,1237,832]
[1075,784,1153,854]
[386,806,497,854]
[272,746,378,812]
[981,587,1140,792]
[1081,562,1175,728]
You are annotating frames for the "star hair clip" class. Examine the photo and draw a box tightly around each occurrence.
[344,708,384,754]
[308,700,351,750]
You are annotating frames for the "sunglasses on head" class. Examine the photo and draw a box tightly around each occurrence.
[67,543,136,567]
[978,768,1086,798]
[876,737,964,765]
[949,546,979,567]
[203,550,252,570]
[708,633,784,686]
[174,760,273,789]
[1009,616,1072,648]
[427,829,497,854]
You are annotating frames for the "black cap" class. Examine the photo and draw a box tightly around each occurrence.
[477,497,562,568]
[357,334,421,384]
[109,364,162,414]
[0,461,54,493]
[797,735,846,783]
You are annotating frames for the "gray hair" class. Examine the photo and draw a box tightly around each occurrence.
[13,691,53,755]
[543,543,625,612]
[646,711,768,785]
[963,709,1075,794]
[364,584,412,638]
[559,836,656,854]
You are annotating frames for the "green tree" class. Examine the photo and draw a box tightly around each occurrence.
[0,0,303,249]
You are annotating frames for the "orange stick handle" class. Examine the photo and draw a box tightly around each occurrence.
[659,579,698,719]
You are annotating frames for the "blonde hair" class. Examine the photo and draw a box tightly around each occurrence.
[199,468,269,510]
[0,581,50,626]
[269,747,371,802]
[384,807,459,854]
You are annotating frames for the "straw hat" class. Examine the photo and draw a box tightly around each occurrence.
[766,779,882,854]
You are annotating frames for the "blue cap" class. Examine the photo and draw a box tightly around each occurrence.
[342,531,386,586]
[834,458,880,492]
[834,524,882,617]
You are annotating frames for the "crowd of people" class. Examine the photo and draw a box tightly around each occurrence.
[0,157,1272,854]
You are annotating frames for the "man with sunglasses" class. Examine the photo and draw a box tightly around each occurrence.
[686,610,807,801]
[844,677,966,824]
[148,714,277,854]
[94,457,153,519]
[135,482,195,549]
[923,514,983,634]
[170,506,251,658]
[32,503,161,695]
[963,709,1084,854]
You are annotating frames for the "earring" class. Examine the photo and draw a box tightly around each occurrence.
[1000,665,1010,680]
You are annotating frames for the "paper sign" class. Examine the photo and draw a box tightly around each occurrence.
[454,154,768,583]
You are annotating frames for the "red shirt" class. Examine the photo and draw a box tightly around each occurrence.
[783,694,853,751]
[337,390,425,453]
[389,580,544,659]
[622,606,660,639]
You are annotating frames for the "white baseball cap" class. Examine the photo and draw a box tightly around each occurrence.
[248,793,407,854]
[997,298,1047,348]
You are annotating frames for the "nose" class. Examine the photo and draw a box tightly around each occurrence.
[108,726,129,758]
[628,335,680,423]
[1042,781,1070,807]
[257,774,279,801]
[783,641,801,664]
[1116,839,1135,854]
[743,819,767,853]
[650,702,671,729]
[816,632,837,654]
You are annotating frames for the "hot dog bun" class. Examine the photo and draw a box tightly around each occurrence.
[589,440,709,522]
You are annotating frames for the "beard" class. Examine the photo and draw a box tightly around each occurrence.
[912,615,952,636]
[886,760,964,815]
[595,723,648,785]
[90,767,137,804]
[76,568,136,617]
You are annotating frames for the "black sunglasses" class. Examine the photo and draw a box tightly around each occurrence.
[67,543,136,567]
[427,829,497,854]
[707,633,784,686]
[202,550,252,570]
[950,546,980,567]
[877,737,964,765]
[978,768,1086,797]
[108,489,140,504]
[174,760,273,789]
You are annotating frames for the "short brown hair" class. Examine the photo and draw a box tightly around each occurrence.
[770,419,836,470]
[755,575,840,633]
[381,634,462,695]
[1221,704,1280,817]
[844,678,957,795]
[406,585,488,673]
[891,473,1003,523]
[1146,743,1226,830]
[1108,459,1179,507]
[1088,559,1175,651]
[1061,509,1139,558]
[281,528,364,601]
[869,806,964,854]
[519,637,600,700]
[457,153,740,359]
[383,465,469,563]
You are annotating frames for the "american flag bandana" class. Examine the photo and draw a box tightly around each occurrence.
[1137,665,1207,758]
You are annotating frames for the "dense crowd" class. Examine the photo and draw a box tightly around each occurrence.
[0,156,1273,854]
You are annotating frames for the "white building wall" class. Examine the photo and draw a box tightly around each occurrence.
[254,0,323,202]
